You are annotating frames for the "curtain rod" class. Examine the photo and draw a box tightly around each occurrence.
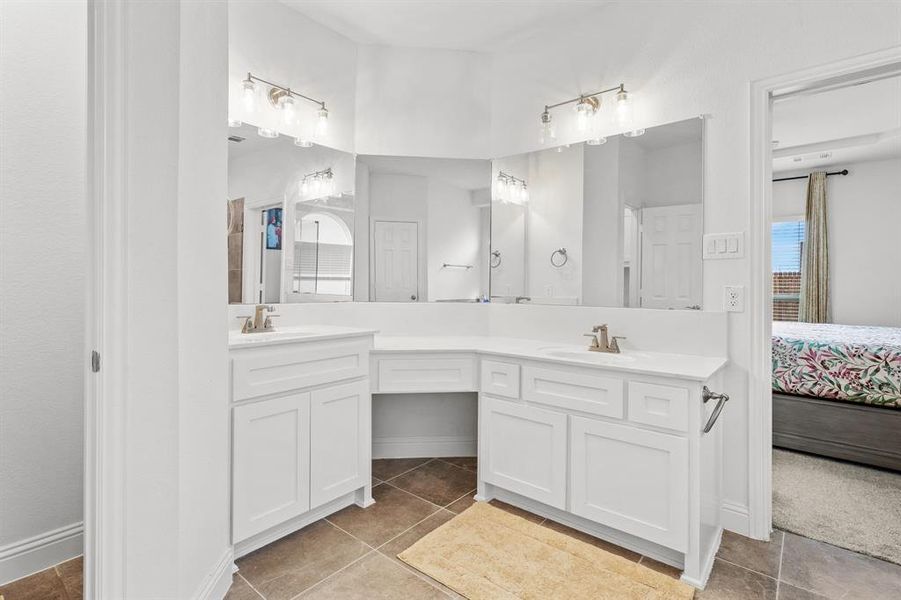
[773,169,848,182]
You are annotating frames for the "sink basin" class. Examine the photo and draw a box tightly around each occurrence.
[540,347,645,363]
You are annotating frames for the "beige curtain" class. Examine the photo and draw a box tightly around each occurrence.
[799,171,829,323]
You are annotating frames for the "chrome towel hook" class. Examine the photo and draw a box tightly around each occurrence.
[550,248,568,267]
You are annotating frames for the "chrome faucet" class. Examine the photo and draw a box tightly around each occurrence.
[238,304,278,334]
[583,324,626,353]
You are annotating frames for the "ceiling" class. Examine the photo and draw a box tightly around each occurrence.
[278,0,608,52]
[358,154,491,191]
[772,75,901,172]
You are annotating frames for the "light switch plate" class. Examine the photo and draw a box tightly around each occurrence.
[723,285,745,312]
[704,232,745,259]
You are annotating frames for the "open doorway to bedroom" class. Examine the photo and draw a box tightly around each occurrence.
[768,70,901,566]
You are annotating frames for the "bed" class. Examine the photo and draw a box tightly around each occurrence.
[772,321,901,471]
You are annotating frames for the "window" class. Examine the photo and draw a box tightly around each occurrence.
[772,220,805,321]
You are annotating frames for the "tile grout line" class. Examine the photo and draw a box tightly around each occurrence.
[776,530,786,598]
[715,556,779,582]
[285,550,378,600]
[237,572,267,600]
[381,480,450,512]
[322,518,379,552]
[434,457,478,474]
[377,458,437,485]
[387,554,456,599]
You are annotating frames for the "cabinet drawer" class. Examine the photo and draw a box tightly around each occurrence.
[232,340,368,402]
[522,366,624,418]
[376,355,476,393]
[628,382,689,432]
[480,360,521,399]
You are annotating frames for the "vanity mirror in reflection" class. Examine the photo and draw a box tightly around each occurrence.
[227,124,355,304]
[491,117,703,309]
[355,155,491,302]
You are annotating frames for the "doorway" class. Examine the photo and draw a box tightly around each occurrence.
[372,220,420,302]
[748,47,901,541]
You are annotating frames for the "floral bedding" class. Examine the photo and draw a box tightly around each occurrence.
[772,321,901,409]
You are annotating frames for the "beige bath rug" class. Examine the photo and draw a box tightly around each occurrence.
[398,502,694,599]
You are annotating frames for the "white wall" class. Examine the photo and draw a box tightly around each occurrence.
[488,0,901,530]
[228,0,358,153]
[355,45,491,158]
[773,158,901,327]
[426,180,483,301]
[583,139,623,307]
[527,145,584,302]
[0,0,86,582]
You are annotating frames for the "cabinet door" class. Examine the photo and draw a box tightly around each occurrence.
[570,417,688,551]
[310,380,370,508]
[233,393,311,543]
[480,396,567,509]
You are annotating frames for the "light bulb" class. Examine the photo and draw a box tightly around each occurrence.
[228,117,242,128]
[615,87,633,128]
[315,107,329,138]
[539,110,555,144]
[279,95,296,126]
[294,137,313,148]
[257,127,278,138]
[586,136,607,146]
[242,77,257,112]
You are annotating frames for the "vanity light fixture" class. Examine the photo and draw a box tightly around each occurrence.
[540,83,634,144]
[496,171,528,204]
[241,72,330,138]
[300,167,335,200]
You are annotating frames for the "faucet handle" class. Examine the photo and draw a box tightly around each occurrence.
[583,332,600,347]
[610,336,627,352]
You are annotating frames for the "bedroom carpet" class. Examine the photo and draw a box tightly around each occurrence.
[773,448,901,565]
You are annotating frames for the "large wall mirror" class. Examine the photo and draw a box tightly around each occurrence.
[227,124,356,304]
[491,117,704,309]
[355,156,491,302]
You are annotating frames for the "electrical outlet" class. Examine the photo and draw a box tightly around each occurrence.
[545,285,554,297]
[723,285,745,312]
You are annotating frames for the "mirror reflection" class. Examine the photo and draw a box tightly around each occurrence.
[355,156,492,302]
[491,117,704,309]
[227,124,355,304]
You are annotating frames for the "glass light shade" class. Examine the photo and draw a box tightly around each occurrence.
[586,136,607,146]
[539,111,555,145]
[508,182,519,203]
[301,179,309,196]
[227,117,243,128]
[615,89,633,127]
[315,107,329,138]
[575,100,595,133]
[295,137,313,148]
[242,79,258,112]
[257,127,278,138]
[279,95,296,126]
[519,183,529,204]
[495,175,507,197]
[623,128,645,138]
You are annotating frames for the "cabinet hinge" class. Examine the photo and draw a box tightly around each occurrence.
[91,350,101,373]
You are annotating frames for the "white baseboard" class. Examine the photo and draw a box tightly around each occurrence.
[0,522,83,585]
[373,435,476,459]
[193,547,235,600]
[721,500,751,536]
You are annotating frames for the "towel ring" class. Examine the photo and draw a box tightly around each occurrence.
[550,248,568,268]
[490,250,502,269]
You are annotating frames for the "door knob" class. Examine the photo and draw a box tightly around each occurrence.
[411,295,417,300]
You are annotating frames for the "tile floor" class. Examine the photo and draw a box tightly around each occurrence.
[3,457,901,599]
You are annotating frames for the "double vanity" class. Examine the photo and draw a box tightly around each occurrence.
[227,313,727,588]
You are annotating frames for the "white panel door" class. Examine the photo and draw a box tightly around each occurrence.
[310,380,369,508]
[640,204,701,310]
[233,393,311,542]
[481,396,567,509]
[570,417,688,551]
[374,220,419,301]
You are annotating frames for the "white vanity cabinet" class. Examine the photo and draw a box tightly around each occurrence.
[229,332,374,556]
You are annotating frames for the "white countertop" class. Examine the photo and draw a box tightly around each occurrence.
[374,335,727,382]
[228,325,378,349]
[229,328,726,381]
